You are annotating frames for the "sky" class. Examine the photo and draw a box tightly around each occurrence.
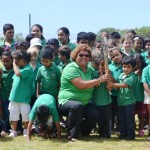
[0,0,150,40]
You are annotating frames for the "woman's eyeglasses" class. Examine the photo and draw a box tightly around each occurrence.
[78,54,89,58]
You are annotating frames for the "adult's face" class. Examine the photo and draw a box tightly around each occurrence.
[75,50,90,68]
[31,26,42,38]
[4,29,14,41]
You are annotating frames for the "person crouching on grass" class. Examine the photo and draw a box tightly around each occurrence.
[26,94,61,141]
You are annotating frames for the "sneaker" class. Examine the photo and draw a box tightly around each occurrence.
[138,130,144,137]
[23,129,27,137]
[144,125,149,130]
[147,136,150,141]
[9,130,17,137]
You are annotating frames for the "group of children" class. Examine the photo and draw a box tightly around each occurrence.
[0,23,150,142]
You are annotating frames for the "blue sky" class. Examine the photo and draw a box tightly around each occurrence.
[0,0,149,40]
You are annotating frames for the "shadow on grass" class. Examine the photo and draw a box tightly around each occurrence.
[78,134,147,143]
[0,137,13,142]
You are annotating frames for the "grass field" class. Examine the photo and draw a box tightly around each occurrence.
[0,133,150,150]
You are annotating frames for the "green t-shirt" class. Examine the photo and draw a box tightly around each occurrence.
[109,62,123,96]
[141,51,150,65]
[142,64,150,86]
[58,62,94,105]
[41,38,47,48]
[134,75,144,102]
[58,60,72,73]
[36,63,61,98]
[93,82,112,106]
[53,55,61,66]
[29,94,59,123]
[31,63,42,97]
[120,48,136,56]
[9,64,34,104]
[0,39,16,52]
[0,67,14,100]
[91,67,112,106]
[117,72,137,106]
[59,40,76,51]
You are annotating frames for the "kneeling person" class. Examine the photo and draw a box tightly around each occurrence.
[26,94,61,141]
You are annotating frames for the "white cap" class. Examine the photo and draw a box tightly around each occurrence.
[30,38,42,48]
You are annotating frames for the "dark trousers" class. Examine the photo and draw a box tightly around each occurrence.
[111,95,120,130]
[80,103,100,136]
[59,101,100,138]
[1,99,11,132]
[119,104,135,138]
[97,103,112,138]
[59,100,84,138]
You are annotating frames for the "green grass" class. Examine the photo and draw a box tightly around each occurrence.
[0,134,150,150]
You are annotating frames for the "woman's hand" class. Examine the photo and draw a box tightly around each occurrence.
[99,74,111,83]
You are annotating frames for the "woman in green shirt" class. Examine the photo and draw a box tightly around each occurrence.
[58,44,110,141]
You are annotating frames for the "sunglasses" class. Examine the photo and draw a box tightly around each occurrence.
[78,54,89,58]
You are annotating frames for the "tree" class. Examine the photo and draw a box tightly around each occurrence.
[96,26,150,41]
[0,33,25,41]
[15,33,25,41]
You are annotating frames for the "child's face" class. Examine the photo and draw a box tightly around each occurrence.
[58,53,65,61]
[95,42,101,50]
[2,55,13,69]
[58,30,68,43]
[31,55,38,63]
[107,43,114,51]
[134,39,143,51]
[110,50,122,64]
[14,59,25,67]
[134,60,142,71]
[78,39,88,44]
[122,64,133,75]
[123,39,133,50]
[41,58,52,68]
[99,60,105,74]
[145,42,150,50]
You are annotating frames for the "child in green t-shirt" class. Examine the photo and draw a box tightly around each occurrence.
[91,51,112,138]
[27,47,42,108]
[108,56,137,140]
[8,50,34,137]
[58,45,71,73]
[109,47,124,133]
[0,52,14,132]
[36,46,61,99]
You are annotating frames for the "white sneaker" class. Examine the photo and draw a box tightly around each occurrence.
[23,129,27,137]
[147,136,150,141]
[9,130,17,137]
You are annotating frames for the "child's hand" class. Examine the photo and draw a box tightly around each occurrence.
[26,135,31,142]
[106,81,114,89]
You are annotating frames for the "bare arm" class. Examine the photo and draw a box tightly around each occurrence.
[113,83,128,88]
[55,122,61,139]
[71,74,110,89]
[107,81,128,89]
[36,82,40,97]
[26,121,33,142]
[13,59,21,76]
[143,83,150,96]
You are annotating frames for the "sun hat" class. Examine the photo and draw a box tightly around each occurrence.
[30,38,42,48]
